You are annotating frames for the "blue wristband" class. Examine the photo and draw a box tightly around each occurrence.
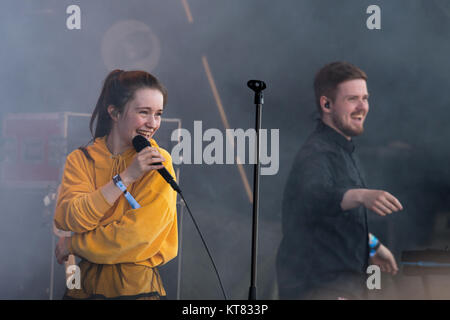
[369,234,379,248]
[369,234,381,257]
[113,174,141,209]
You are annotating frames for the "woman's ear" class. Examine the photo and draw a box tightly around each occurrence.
[107,105,119,122]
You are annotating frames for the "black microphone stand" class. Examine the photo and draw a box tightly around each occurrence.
[247,80,266,300]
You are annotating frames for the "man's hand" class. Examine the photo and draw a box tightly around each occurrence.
[360,189,403,216]
[55,237,71,264]
[342,189,403,216]
[369,243,398,275]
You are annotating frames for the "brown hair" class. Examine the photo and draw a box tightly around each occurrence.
[89,69,168,138]
[313,61,367,115]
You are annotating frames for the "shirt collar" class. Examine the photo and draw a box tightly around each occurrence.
[316,120,355,154]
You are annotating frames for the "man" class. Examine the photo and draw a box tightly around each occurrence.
[276,61,403,300]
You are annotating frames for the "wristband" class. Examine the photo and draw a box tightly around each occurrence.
[112,174,141,209]
[369,234,381,257]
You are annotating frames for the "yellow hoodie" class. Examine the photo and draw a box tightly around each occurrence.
[54,136,178,299]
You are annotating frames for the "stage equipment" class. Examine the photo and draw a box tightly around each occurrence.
[0,112,91,188]
[246,79,267,300]
[401,248,450,299]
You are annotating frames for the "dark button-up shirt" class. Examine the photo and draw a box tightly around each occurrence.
[277,120,369,299]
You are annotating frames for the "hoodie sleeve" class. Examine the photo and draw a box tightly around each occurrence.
[69,149,178,265]
[54,150,112,233]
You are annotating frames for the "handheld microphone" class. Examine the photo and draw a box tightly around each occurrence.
[132,135,182,194]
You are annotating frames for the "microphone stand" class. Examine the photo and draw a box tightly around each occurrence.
[247,80,266,300]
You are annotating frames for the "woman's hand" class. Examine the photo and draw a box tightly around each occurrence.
[55,237,71,264]
[121,147,165,186]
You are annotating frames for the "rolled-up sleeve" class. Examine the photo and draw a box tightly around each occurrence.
[54,150,112,233]
[70,151,178,265]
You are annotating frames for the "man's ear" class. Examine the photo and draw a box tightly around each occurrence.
[107,105,119,122]
[319,96,331,114]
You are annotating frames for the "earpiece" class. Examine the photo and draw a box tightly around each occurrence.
[325,101,330,109]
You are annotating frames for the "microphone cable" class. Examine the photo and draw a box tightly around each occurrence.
[132,135,227,299]
[177,189,228,300]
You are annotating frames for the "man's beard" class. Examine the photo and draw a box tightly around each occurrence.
[331,112,364,137]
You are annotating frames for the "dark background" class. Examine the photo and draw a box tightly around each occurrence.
[1,0,450,299]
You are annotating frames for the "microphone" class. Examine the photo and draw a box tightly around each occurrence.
[132,135,182,194]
